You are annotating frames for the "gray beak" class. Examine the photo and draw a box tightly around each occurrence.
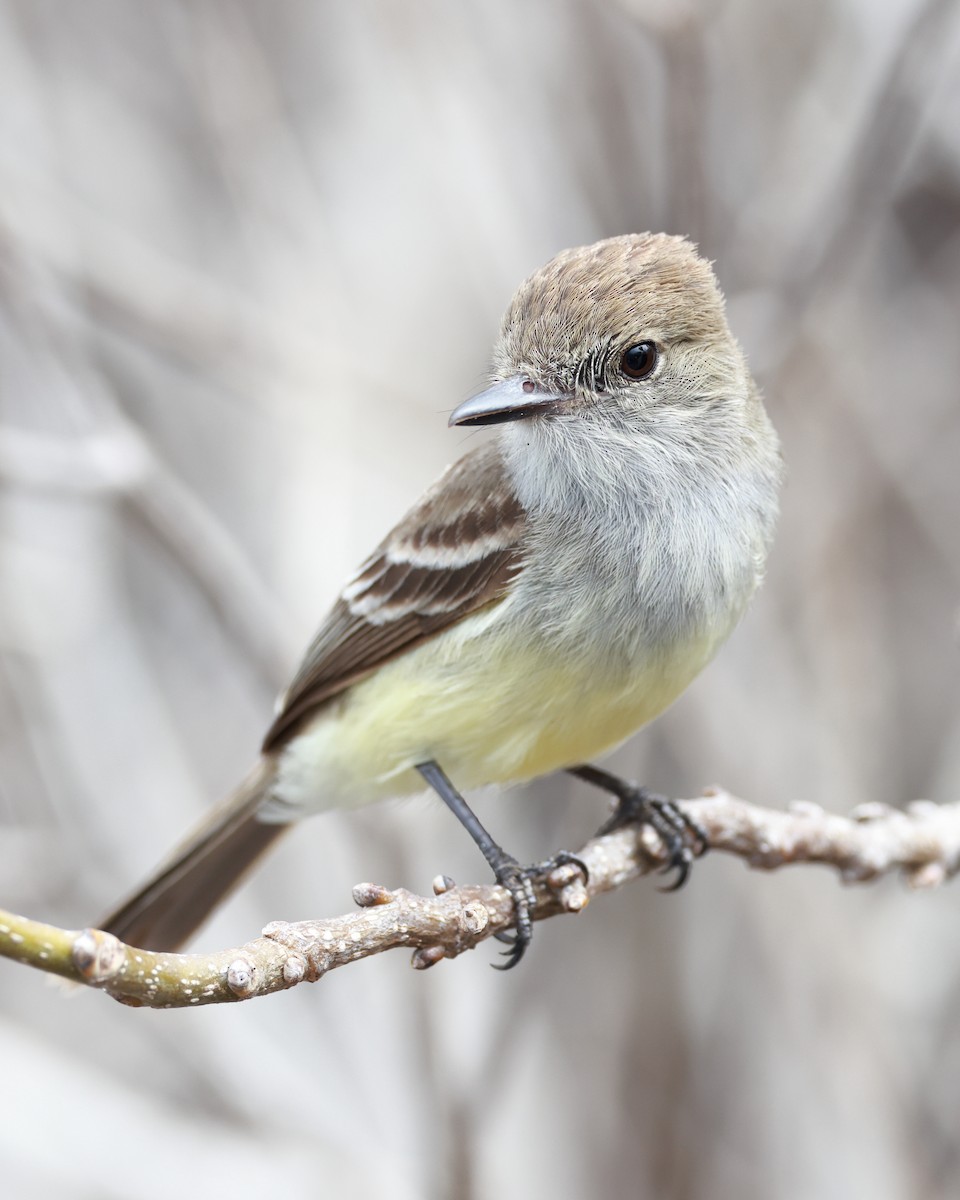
[448,377,568,427]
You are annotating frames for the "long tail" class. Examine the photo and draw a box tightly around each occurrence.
[98,759,287,952]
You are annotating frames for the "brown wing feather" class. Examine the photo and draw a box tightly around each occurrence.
[262,441,526,751]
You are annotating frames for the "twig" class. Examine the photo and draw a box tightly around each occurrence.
[3,789,959,1009]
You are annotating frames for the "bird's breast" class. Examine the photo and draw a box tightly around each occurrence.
[512,490,763,675]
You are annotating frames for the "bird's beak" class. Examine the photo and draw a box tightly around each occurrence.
[448,377,569,427]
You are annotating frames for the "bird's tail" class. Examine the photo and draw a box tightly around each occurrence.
[97,758,287,952]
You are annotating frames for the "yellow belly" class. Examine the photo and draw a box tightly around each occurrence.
[272,613,721,814]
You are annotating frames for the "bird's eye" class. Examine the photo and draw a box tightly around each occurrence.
[621,341,658,380]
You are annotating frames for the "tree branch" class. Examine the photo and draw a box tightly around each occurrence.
[3,789,959,1008]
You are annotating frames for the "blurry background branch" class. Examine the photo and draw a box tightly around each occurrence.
[4,789,960,1008]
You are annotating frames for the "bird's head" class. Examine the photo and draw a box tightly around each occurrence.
[449,233,750,430]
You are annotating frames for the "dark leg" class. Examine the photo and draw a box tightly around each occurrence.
[417,761,585,969]
[568,764,708,890]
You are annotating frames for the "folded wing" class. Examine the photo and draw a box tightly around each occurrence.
[262,440,527,749]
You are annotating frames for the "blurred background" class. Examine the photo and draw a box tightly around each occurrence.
[2,0,960,1196]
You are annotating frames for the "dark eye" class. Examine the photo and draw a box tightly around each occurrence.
[621,341,658,380]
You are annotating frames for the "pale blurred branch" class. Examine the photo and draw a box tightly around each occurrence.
[2,790,959,1008]
[0,420,291,693]
[786,0,960,306]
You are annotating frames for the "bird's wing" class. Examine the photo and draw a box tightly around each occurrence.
[262,440,527,750]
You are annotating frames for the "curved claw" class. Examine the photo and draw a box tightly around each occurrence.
[656,852,692,892]
[544,850,590,886]
[493,939,529,971]
[491,918,532,969]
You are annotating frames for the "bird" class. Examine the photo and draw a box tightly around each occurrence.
[99,232,781,967]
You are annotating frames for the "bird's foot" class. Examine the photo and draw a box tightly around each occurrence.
[490,851,589,969]
[596,785,708,891]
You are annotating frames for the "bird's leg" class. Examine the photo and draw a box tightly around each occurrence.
[568,764,708,890]
[417,760,586,969]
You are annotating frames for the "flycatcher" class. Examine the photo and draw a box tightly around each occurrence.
[101,233,781,966]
